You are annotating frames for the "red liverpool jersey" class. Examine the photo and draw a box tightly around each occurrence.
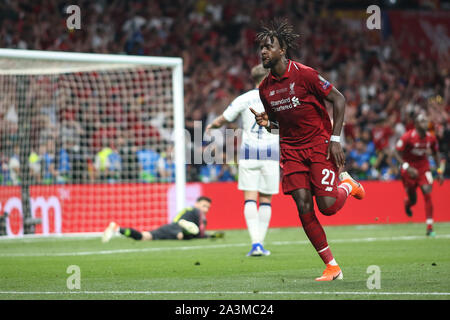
[259,60,333,149]
[396,129,438,171]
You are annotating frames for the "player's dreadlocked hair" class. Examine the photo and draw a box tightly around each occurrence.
[256,19,300,59]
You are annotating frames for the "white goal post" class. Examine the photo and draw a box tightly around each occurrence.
[0,48,186,236]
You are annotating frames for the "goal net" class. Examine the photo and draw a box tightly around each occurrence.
[0,49,186,237]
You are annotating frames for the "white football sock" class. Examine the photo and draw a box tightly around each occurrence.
[244,200,260,244]
[327,258,338,266]
[338,182,352,197]
[258,203,272,245]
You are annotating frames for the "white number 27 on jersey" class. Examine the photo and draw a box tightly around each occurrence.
[321,169,336,185]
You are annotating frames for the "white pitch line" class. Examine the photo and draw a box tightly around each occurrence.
[0,232,103,241]
[1,234,450,258]
[272,234,450,245]
[0,290,450,296]
[0,242,251,257]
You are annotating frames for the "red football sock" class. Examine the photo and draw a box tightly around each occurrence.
[299,211,334,264]
[404,197,411,207]
[423,193,433,228]
[320,187,348,216]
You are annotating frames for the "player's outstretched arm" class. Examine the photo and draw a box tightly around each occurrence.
[206,115,229,134]
[325,87,346,168]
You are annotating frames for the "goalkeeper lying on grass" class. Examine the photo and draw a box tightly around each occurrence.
[102,196,224,242]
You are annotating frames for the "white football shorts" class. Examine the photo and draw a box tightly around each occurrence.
[238,159,280,195]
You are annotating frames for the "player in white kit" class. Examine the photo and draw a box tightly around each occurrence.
[206,64,280,256]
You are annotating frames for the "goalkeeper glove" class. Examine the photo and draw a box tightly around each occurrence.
[177,219,199,235]
[208,231,225,239]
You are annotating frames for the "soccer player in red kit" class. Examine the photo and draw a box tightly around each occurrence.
[393,113,445,236]
[250,20,365,281]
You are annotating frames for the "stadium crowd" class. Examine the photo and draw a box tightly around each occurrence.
[0,0,449,185]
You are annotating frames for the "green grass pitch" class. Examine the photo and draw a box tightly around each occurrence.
[1,223,450,300]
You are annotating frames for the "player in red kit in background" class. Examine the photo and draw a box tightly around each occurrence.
[251,19,365,281]
[393,113,445,236]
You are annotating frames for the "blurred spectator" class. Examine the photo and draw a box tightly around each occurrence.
[41,140,59,184]
[66,138,88,183]
[0,153,9,185]
[348,139,373,181]
[91,122,118,154]
[8,145,20,185]
[28,148,41,184]
[217,152,238,182]
[117,136,140,182]
[94,140,121,183]
[136,144,160,183]
[186,164,200,182]
[217,162,238,182]
[60,117,84,153]
[199,163,222,183]
[371,117,395,176]
[157,145,176,183]
[57,142,71,183]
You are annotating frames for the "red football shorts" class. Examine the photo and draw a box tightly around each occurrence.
[400,167,433,190]
[280,143,339,197]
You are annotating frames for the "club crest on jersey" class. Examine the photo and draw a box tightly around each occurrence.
[289,82,295,94]
[269,90,275,96]
[318,75,330,90]
[292,96,300,107]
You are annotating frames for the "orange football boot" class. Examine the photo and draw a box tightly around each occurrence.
[315,264,343,281]
[339,171,365,200]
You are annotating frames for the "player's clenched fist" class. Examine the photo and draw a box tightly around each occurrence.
[249,107,269,127]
